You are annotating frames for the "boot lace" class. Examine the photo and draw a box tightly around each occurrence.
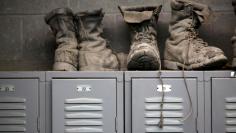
[187,26,208,52]
[180,4,195,123]
[134,31,154,44]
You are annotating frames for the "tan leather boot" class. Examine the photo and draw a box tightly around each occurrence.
[164,0,227,70]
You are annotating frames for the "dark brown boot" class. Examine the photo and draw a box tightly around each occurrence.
[45,8,79,71]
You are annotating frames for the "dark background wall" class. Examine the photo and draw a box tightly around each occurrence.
[0,0,235,70]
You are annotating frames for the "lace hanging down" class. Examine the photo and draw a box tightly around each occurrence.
[148,5,166,129]
[158,67,165,128]
[159,4,195,128]
[180,5,194,122]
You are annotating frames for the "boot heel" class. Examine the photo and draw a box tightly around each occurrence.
[164,60,180,70]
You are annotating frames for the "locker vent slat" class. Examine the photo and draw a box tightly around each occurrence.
[0,97,26,132]
[65,113,103,119]
[65,98,103,104]
[65,120,103,126]
[145,119,183,126]
[226,127,236,132]
[145,97,184,132]
[0,125,26,132]
[65,127,103,132]
[145,97,183,103]
[65,105,103,111]
[146,126,184,132]
[225,97,236,132]
[65,98,103,132]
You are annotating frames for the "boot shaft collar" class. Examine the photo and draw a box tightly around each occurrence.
[75,8,104,18]
[118,5,162,23]
[45,7,74,24]
[171,0,212,26]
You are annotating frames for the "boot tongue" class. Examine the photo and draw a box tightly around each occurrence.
[192,8,211,24]
[122,11,154,23]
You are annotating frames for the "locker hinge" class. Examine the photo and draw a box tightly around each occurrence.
[37,116,40,132]
[195,117,198,133]
[115,117,118,132]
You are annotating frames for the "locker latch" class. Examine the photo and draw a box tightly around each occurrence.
[230,72,235,77]
[76,85,92,92]
[157,85,172,92]
[0,85,15,92]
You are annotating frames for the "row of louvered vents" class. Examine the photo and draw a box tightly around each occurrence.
[225,97,236,133]
[2,96,234,133]
[145,97,184,133]
[0,97,27,132]
[64,98,104,133]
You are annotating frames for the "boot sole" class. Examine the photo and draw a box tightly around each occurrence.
[164,55,228,70]
[79,66,119,71]
[53,62,77,71]
[127,52,160,70]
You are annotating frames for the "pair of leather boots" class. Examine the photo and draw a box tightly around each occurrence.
[45,8,118,71]
[46,0,228,71]
[120,0,228,70]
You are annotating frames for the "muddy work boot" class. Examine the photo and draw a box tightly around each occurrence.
[45,8,79,71]
[232,0,236,69]
[75,9,119,71]
[119,5,162,70]
[164,0,227,70]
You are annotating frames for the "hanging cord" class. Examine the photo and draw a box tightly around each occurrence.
[150,5,166,128]
[158,60,165,128]
[180,42,193,122]
[178,4,195,122]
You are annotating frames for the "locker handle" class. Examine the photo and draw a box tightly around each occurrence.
[230,72,235,77]
[157,85,172,92]
[0,85,15,92]
[76,85,92,92]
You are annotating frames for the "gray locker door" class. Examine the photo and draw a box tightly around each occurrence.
[212,78,236,133]
[0,79,39,133]
[52,79,117,133]
[132,78,197,133]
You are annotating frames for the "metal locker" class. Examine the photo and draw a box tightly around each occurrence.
[46,72,124,133]
[125,71,204,133]
[204,71,236,133]
[0,72,45,133]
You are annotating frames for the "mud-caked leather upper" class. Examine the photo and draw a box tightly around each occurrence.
[164,0,227,70]
[45,8,79,71]
[75,9,119,71]
[119,5,162,70]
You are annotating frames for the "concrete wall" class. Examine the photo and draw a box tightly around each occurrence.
[0,0,235,70]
